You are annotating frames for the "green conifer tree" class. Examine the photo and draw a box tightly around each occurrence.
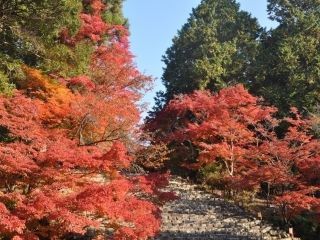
[161,0,262,103]
[251,0,320,115]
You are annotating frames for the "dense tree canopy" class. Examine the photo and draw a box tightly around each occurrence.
[0,0,82,87]
[251,0,320,115]
[155,0,320,116]
[159,0,261,104]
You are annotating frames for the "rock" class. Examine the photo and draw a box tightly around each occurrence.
[262,226,272,233]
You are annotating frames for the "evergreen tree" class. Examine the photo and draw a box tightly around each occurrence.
[161,0,262,103]
[251,0,320,115]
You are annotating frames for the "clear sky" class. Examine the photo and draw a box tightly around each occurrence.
[123,0,278,115]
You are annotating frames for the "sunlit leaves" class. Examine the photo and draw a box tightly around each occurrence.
[149,84,320,222]
[0,0,162,239]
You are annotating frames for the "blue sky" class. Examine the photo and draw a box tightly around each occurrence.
[123,0,277,114]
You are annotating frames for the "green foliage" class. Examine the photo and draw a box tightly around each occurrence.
[0,0,82,86]
[155,0,320,117]
[0,71,15,96]
[0,53,26,83]
[102,0,127,26]
[251,0,320,115]
[0,0,82,63]
[292,214,320,240]
[199,162,226,190]
[161,0,261,102]
[41,41,94,77]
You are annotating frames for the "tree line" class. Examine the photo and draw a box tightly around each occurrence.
[152,0,320,117]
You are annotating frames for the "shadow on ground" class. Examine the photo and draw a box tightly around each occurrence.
[156,230,259,240]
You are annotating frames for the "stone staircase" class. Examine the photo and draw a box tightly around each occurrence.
[155,176,299,240]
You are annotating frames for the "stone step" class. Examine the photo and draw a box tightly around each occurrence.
[154,176,299,240]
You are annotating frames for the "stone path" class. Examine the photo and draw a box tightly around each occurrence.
[155,176,298,240]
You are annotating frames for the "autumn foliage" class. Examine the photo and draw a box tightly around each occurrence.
[3,0,319,238]
[0,0,167,239]
[147,84,320,223]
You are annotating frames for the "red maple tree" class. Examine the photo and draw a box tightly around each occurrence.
[148,85,320,223]
[0,1,166,239]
